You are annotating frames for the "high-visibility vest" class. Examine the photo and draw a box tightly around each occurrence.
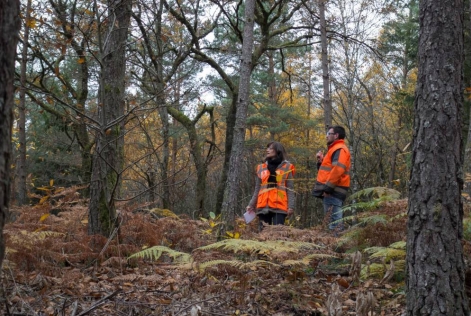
[256,161,295,211]
[313,140,351,200]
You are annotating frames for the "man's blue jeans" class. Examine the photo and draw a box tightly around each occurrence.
[323,196,343,231]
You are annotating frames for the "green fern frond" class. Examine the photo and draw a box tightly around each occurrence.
[196,239,322,255]
[347,187,401,202]
[360,259,405,280]
[388,241,406,249]
[358,214,389,225]
[364,244,406,262]
[128,246,191,263]
[303,253,340,260]
[343,200,383,212]
[338,213,388,227]
[282,254,337,267]
[341,214,357,222]
[390,212,407,221]
[395,259,405,272]
[198,259,278,272]
[360,262,385,279]
[149,208,179,219]
[343,187,401,213]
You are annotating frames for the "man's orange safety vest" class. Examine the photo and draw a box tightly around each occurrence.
[256,161,295,211]
[312,140,351,200]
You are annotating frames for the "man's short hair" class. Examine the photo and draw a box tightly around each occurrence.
[330,125,346,139]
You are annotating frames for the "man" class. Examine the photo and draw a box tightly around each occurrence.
[312,126,351,231]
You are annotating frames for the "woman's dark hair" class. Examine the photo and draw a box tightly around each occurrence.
[265,141,287,161]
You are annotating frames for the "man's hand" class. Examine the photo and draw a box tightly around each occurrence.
[316,150,324,163]
[287,208,294,216]
[246,206,255,213]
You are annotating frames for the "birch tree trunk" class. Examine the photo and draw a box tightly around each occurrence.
[406,0,469,313]
[220,0,256,231]
[0,0,20,270]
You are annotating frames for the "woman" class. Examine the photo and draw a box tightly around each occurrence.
[246,141,295,229]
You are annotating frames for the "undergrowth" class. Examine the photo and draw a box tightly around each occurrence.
[2,185,470,315]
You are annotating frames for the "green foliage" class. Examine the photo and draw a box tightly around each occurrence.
[200,212,224,236]
[282,254,339,267]
[128,246,192,264]
[196,239,322,255]
[341,187,402,227]
[364,241,406,262]
[377,0,419,69]
[336,187,406,257]
[198,259,279,272]
[344,187,401,212]
[359,241,406,281]
[360,260,405,280]
[25,104,83,188]
[342,213,389,226]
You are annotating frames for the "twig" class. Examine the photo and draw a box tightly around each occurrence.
[70,300,79,316]
[75,290,121,316]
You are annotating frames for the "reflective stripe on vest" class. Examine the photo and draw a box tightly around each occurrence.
[314,140,351,200]
[256,161,294,211]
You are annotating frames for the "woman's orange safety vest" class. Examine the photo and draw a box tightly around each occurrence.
[256,161,295,211]
[312,140,351,200]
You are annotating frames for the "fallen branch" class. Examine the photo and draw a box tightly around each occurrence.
[74,290,121,316]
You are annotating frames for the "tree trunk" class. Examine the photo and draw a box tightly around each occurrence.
[267,51,277,139]
[406,0,469,314]
[167,105,213,217]
[88,0,131,236]
[215,94,237,216]
[0,0,20,271]
[319,0,332,130]
[463,0,471,198]
[154,0,171,209]
[220,0,256,231]
[16,0,32,205]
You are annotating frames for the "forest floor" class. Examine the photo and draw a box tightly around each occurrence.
[2,186,470,316]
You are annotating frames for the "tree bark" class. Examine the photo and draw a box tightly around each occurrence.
[153,0,170,209]
[0,0,20,270]
[166,105,214,217]
[406,0,469,314]
[220,0,256,231]
[319,0,332,130]
[88,0,131,236]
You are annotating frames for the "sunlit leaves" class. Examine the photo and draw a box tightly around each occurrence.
[26,18,37,29]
